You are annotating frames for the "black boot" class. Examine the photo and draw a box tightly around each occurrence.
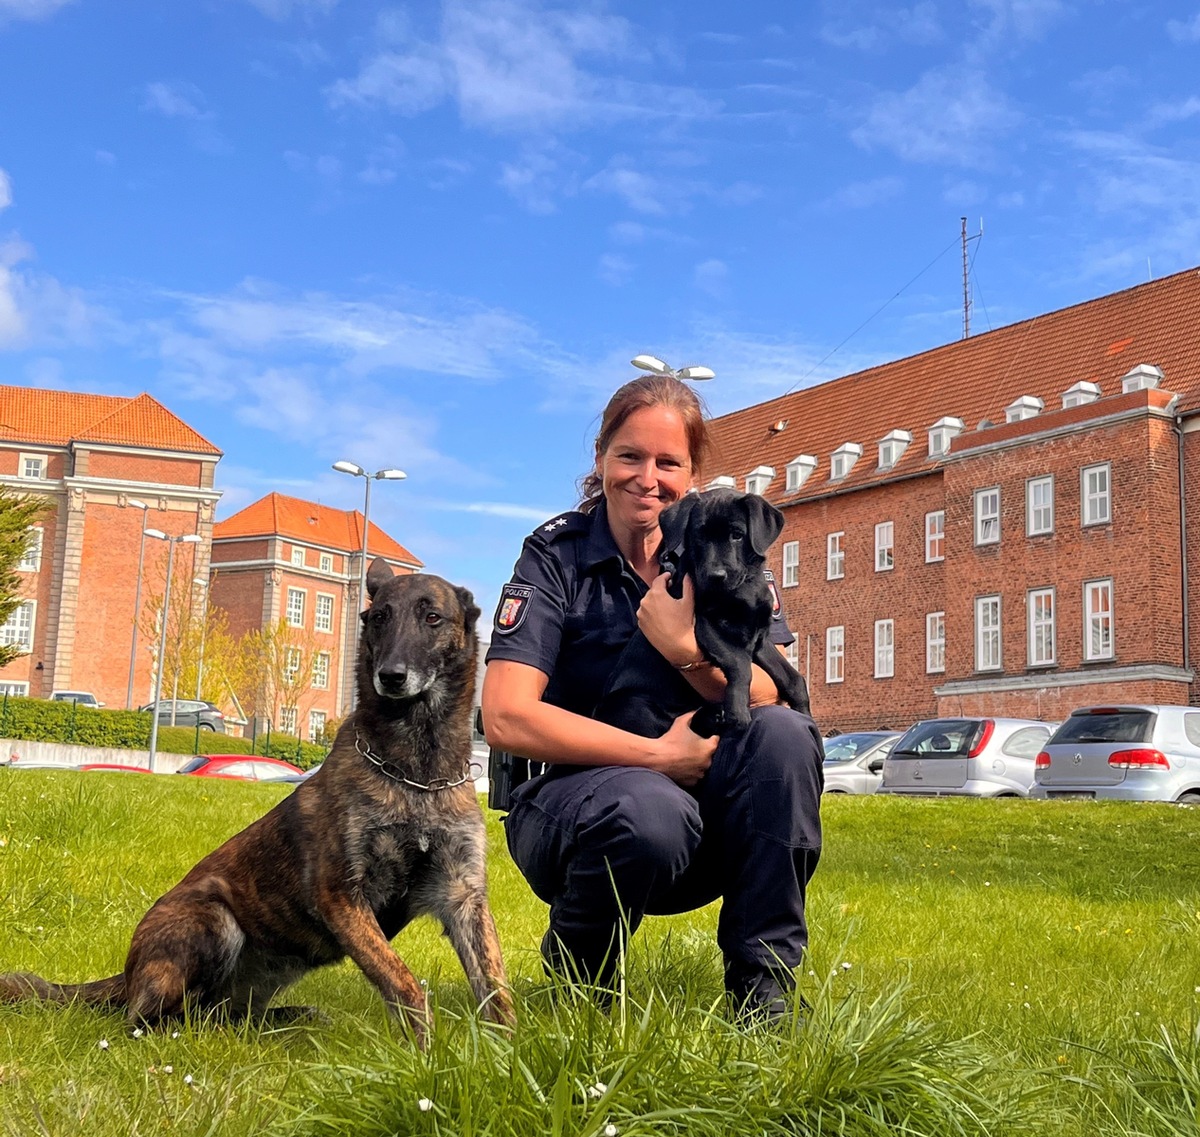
[724,957,798,1024]
[541,929,615,1010]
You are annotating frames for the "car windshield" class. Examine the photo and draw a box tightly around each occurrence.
[891,719,981,758]
[823,733,886,763]
[1049,710,1154,745]
[178,755,209,773]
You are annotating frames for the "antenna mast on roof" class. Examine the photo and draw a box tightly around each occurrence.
[961,217,971,339]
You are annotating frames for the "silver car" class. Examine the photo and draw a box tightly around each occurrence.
[822,731,901,794]
[880,717,1054,798]
[1031,704,1200,805]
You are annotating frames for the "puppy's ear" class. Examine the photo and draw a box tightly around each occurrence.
[744,494,784,556]
[454,585,481,637]
[366,556,394,598]
[658,493,699,558]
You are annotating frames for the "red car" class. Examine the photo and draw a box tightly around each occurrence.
[176,755,305,782]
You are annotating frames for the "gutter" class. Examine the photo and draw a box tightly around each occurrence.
[1176,413,1191,678]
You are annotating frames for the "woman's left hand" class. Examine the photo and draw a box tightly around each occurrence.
[637,572,700,668]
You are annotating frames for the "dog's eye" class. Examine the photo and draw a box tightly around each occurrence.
[370,607,389,624]
[424,612,444,627]
[730,526,746,541]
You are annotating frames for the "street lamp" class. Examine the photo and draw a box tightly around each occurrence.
[333,461,406,711]
[144,530,201,773]
[124,498,151,709]
[193,576,208,701]
[630,354,716,382]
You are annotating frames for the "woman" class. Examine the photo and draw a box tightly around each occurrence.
[482,375,823,1018]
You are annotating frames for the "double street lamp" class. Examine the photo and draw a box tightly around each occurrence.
[630,354,716,382]
[144,530,201,773]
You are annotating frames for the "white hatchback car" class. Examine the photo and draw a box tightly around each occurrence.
[822,731,901,794]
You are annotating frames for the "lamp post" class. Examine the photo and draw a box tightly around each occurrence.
[332,461,406,710]
[144,530,201,772]
[124,498,151,709]
[630,354,716,382]
[193,576,209,700]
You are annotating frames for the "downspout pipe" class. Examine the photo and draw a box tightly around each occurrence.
[1175,413,1190,681]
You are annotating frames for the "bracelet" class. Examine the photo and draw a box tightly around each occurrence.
[675,657,711,672]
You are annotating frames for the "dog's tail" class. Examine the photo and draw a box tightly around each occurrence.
[0,971,126,1008]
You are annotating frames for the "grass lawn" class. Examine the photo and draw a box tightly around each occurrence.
[1,769,1199,1136]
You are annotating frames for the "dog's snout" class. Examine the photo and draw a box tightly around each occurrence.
[377,666,407,687]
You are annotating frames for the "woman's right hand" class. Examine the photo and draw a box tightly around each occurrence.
[654,711,719,786]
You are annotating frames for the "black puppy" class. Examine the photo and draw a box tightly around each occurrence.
[593,488,810,739]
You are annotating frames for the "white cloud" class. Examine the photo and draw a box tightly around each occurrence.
[141,81,209,119]
[499,144,581,213]
[0,237,99,350]
[243,0,337,21]
[822,1,943,50]
[584,164,669,214]
[969,0,1067,44]
[436,500,557,520]
[1166,11,1200,43]
[598,253,632,286]
[821,175,904,210]
[693,258,727,297]
[0,0,73,21]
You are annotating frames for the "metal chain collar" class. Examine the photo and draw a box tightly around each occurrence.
[354,731,472,792]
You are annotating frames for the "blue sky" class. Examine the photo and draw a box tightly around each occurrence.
[2,0,1199,618]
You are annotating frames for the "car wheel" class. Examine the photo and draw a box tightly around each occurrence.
[1177,791,1200,806]
[200,724,216,731]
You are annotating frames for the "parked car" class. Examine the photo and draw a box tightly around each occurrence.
[1031,705,1200,805]
[51,690,104,707]
[176,755,304,782]
[79,763,151,774]
[276,762,321,784]
[822,731,901,794]
[139,699,226,732]
[880,717,1055,798]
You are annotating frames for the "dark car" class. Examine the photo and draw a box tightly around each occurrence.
[176,755,304,782]
[140,699,226,732]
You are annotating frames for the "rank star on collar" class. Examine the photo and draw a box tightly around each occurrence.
[543,517,567,532]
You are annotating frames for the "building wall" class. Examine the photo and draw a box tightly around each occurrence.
[86,451,207,489]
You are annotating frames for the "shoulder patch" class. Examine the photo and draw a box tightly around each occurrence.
[763,569,783,619]
[529,511,589,545]
[494,583,535,635]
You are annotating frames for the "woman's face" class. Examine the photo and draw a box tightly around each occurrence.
[598,405,695,537]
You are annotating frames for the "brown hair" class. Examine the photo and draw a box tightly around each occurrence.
[577,375,712,513]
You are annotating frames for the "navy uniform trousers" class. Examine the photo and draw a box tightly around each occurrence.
[504,705,824,983]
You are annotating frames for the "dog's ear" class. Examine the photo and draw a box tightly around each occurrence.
[454,585,481,637]
[366,557,394,598]
[658,494,699,559]
[743,494,784,556]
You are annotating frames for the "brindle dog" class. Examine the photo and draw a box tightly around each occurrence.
[0,561,514,1046]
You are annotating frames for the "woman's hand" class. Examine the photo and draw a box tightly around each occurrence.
[653,711,719,786]
[637,572,700,668]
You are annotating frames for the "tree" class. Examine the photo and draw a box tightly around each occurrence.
[235,618,318,735]
[0,486,52,668]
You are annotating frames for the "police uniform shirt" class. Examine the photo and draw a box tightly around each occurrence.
[486,501,796,719]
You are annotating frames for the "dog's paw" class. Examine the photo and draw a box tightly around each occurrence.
[690,705,727,738]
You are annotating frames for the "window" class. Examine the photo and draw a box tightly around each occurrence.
[1084,578,1114,660]
[826,626,844,683]
[830,443,863,481]
[320,553,333,574]
[745,465,775,495]
[309,709,327,742]
[826,532,845,580]
[1082,463,1111,526]
[279,707,297,734]
[785,641,799,669]
[0,600,35,650]
[1003,726,1052,759]
[874,522,894,572]
[925,511,945,562]
[974,487,1000,545]
[926,611,945,673]
[785,455,817,492]
[1028,588,1056,666]
[312,651,330,689]
[975,595,1001,671]
[18,453,46,480]
[1027,476,1054,536]
[284,647,302,682]
[782,541,799,587]
[927,417,964,458]
[0,681,28,696]
[286,587,305,627]
[291,547,305,567]
[874,619,894,678]
[315,593,334,633]
[877,430,912,470]
[18,527,42,572]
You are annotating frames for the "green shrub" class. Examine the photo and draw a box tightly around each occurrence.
[154,725,325,768]
[0,697,150,748]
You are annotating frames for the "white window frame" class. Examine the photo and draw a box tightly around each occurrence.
[874,521,894,572]
[286,587,306,628]
[314,592,335,633]
[308,709,327,742]
[825,625,844,684]
[1027,475,1054,536]
[18,526,43,572]
[745,465,775,495]
[785,455,817,492]
[782,541,799,587]
[1028,587,1056,667]
[784,641,799,669]
[0,599,35,651]
[826,532,845,580]
[874,619,894,678]
[279,706,297,734]
[284,647,302,682]
[974,487,1000,546]
[975,595,1002,671]
[291,547,305,567]
[312,651,330,689]
[319,552,333,574]
[0,680,29,696]
[18,452,47,480]
[1084,578,1114,661]
[925,511,945,562]
[830,443,863,481]
[1082,463,1111,526]
[926,611,945,674]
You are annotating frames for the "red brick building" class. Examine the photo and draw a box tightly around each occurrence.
[210,493,423,739]
[708,267,1200,733]
[0,387,222,707]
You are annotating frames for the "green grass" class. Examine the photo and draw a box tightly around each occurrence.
[2,771,1199,1136]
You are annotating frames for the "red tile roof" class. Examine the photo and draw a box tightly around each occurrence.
[214,492,423,567]
[0,387,221,455]
[708,266,1200,504]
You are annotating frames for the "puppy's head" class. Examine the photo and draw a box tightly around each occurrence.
[661,489,783,596]
[360,559,480,702]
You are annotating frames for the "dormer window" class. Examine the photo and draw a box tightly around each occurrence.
[785,455,817,492]
[829,443,863,481]
[1005,395,1044,423]
[744,465,775,495]
[927,417,965,458]
[1062,381,1101,409]
[705,475,736,491]
[877,429,912,470]
[1121,363,1163,393]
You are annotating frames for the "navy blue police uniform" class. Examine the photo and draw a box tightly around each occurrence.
[486,501,824,1004]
